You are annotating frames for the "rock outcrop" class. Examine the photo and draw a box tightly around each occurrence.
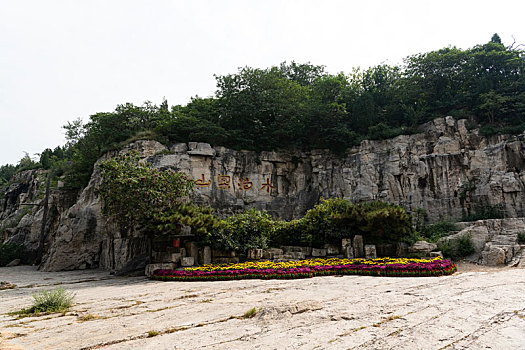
[440,218,525,266]
[0,170,74,263]
[1,116,524,271]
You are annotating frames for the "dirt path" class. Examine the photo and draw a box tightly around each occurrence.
[1,264,525,349]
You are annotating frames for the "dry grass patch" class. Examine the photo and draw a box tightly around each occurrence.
[78,314,106,322]
[338,326,367,337]
[178,294,199,299]
[112,300,144,310]
[373,315,401,327]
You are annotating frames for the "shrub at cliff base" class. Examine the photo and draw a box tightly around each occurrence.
[204,208,274,256]
[271,199,413,248]
[151,257,456,281]
[438,235,476,259]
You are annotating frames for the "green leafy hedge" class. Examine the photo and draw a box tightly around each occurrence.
[419,221,458,242]
[209,199,414,252]
[272,199,413,248]
[207,209,274,256]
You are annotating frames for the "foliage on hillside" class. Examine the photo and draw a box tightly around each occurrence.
[1,35,524,191]
[96,157,412,253]
[97,154,413,252]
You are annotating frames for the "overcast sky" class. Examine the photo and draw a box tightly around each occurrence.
[1,0,525,165]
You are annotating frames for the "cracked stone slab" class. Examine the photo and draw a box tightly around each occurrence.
[1,264,525,349]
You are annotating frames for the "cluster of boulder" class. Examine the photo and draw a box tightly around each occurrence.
[439,218,525,266]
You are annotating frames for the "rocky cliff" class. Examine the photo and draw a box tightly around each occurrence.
[1,116,524,271]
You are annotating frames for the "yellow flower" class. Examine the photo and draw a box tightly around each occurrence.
[186,257,442,271]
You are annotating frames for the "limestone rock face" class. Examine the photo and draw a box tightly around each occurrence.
[2,118,525,271]
[142,117,525,222]
[0,169,72,262]
[40,141,167,272]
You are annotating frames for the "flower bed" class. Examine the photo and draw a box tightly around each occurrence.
[151,257,456,281]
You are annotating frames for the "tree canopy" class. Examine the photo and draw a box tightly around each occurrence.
[2,35,523,191]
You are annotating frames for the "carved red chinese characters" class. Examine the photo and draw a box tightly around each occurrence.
[261,178,275,193]
[217,174,231,190]
[194,173,211,187]
[237,177,253,190]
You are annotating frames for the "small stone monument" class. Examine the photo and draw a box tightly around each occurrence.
[353,235,365,258]
[365,245,377,259]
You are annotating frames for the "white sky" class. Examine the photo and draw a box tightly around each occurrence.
[1,0,525,165]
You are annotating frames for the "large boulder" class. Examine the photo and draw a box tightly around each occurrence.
[324,244,340,255]
[409,241,438,256]
[365,245,377,259]
[481,246,506,266]
[187,142,215,157]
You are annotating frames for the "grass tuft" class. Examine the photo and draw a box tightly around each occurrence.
[373,315,401,327]
[13,287,75,315]
[242,307,257,319]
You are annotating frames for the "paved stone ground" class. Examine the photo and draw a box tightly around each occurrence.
[1,263,525,350]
